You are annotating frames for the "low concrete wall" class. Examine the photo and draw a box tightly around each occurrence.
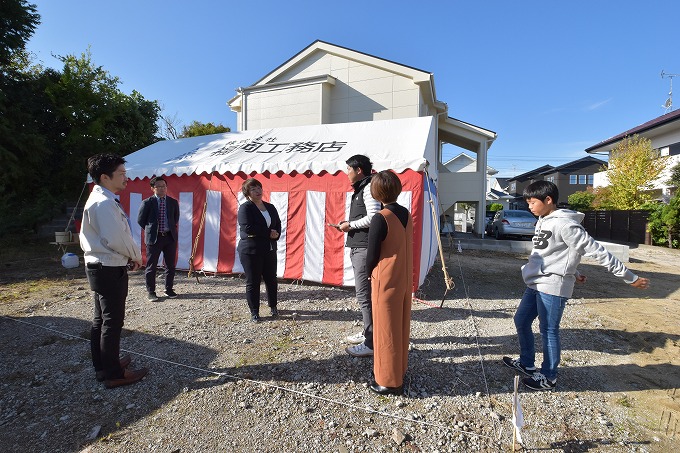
[448,236,630,262]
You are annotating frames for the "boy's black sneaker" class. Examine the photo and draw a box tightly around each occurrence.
[502,356,537,376]
[523,372,557,391]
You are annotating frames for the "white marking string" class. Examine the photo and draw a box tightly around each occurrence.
[452,249,502,440]
[1,314,494,441]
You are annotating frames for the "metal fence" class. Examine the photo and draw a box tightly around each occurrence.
[582,210,649,244]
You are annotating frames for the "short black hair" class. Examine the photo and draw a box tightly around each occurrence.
[345,154,372,176]
[523,180,559,203]
[150,176,167,187]
[87,153,126,184]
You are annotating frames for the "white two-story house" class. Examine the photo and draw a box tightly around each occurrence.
[585,109,680,201]
[227,40,496,235]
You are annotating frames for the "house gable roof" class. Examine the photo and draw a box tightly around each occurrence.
[443,152,498,174]
[255,40,432,86]
[507,165,555,182]
[538,156,607,175]
[228,40,444,113]
[585,109,680,153]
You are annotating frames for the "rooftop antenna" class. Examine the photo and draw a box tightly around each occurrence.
[661,70,679,112]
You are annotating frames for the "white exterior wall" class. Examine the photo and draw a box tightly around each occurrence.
[252,52,423,127]
[592,127,680,190]
[245,84,324,130]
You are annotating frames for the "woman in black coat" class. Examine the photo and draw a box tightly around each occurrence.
[237,178,282,322]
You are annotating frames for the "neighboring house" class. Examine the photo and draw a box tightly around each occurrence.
[227,40,496,235]
[585,109,680,200]
[506,157,606,209]
[442,153,512,231]
[506,165,554,209]
[539,156,607,204]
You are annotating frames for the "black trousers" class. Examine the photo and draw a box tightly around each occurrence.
[144,234,177,293]
[86,264,128,380]
[239,250,277,315]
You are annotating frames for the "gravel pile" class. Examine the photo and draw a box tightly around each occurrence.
[0,248,672,452]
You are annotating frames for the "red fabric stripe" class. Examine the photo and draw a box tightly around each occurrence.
[282,189,306,279]
[323,190,346,285]
[215,173,243,273]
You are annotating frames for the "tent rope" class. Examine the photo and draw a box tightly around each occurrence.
[424,167,454,307]
[188,174,214,282]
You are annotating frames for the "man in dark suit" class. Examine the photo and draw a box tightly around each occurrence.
[137,176,180,301]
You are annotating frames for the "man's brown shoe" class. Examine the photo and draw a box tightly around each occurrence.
[104,367,149,389]
[95,354,132,382]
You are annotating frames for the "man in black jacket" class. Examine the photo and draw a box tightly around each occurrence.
[337,155,381,357]
[137,176,180,301]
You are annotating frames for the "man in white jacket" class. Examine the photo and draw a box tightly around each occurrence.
[80,153,148,389]
[502,181,649,391]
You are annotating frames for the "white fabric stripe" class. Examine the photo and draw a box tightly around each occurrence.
[342,192,354,286]
[129,193,142,249]
[177,192,193,270]
[202,190,221,272]
[422,178,439,287]
[231,192,247,274]
[397,191,412,213]
[303,191,326,282]
[269,192,288,278]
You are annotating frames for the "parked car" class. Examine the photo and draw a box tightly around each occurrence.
[484,210,495,235]
[491,209,537,239]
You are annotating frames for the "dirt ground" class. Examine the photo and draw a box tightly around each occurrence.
[1,238,679,451]
[574,245,680,438]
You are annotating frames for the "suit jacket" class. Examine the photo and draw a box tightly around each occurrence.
[237,200,282,255]
[137,195,179,245]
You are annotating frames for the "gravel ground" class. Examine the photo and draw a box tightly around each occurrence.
[1,245,678,452]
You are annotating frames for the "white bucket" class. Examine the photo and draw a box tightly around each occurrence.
[55,231,71,243]
[61,253,79,269]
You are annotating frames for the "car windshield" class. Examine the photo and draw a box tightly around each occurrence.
[506,211,535,218]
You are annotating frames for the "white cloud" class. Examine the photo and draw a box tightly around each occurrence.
[585,98,612,111]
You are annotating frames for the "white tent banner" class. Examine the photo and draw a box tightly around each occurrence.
[124,117,438,179]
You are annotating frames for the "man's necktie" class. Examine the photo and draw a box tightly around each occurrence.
[158,197,166,232]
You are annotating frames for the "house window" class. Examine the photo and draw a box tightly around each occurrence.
[545,176,554,183]
[587,175,594,185]
[660,146,670,157]
[579,175,587,184]
[570,175,577,184]
[510,182,516,192]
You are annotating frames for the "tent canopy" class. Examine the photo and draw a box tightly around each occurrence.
[125,116,438,179]
[118,117,440,290]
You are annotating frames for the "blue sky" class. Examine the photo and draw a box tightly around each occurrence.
[25,1,679,176]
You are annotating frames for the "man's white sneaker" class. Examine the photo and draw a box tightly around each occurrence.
[346,342,373,357]
[523,372,557,391]
[345,332,365,344]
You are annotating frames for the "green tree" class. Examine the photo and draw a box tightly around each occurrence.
[487,203,503,211]
[180,121,230,138]
[45,49,160,197]
[568,189,596,211]
[605,135,668,209]
[646,195,680,248]
[0,0,40,68]
[667,161,680,188]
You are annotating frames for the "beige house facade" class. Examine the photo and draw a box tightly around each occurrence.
[228,40,496,235]
[586,109,680,200]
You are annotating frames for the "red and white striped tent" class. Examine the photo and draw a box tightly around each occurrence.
[119,116,440,290]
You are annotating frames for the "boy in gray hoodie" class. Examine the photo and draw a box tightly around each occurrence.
[502,181,649,390]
